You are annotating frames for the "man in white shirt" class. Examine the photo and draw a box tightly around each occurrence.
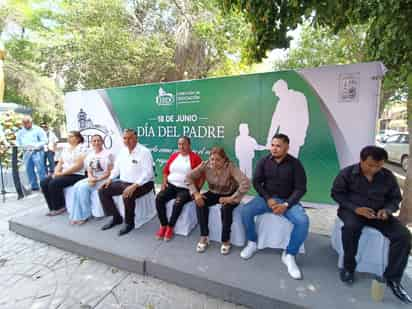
[40,122,59,176]
[99,129,155,236]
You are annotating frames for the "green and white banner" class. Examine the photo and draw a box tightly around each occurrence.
[64,62,385,205]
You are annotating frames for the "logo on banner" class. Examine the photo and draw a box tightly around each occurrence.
[339,73,360,103]
[156,87,175,106]
[77,108,113,149]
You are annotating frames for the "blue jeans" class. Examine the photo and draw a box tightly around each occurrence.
[70,178,102,221]
[23,150,46,190]
[44,151,55,175]
[241,196,309,256]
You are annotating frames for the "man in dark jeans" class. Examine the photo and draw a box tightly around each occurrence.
[99,129,154,236]
[331,145,412,303]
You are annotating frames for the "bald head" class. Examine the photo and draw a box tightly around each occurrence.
[22,116,33,129]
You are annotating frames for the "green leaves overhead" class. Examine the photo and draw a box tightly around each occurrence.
[220,0,411,84]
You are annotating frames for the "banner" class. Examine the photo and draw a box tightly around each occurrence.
[64,62,385,204]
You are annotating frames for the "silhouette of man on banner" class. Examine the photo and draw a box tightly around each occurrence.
[266,80,309,158]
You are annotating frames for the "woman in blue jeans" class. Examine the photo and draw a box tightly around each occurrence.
[69,135,114,225]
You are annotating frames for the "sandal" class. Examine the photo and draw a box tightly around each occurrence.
[220,243,232,255]
[196,239,209,253]
[49,208,66,216]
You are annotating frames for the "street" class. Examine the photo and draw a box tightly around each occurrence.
[385,162,407,179]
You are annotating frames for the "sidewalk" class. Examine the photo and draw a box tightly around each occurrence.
[2,193,412,308]
[0,194,245,309]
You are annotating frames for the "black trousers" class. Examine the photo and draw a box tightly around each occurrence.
[98,180,154,225]
[40,175,86,211]
[196,191,238,242]
[156,183,192,227]
[338,208,411,282]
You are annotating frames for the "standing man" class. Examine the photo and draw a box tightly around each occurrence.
[16,116,47,191]
[240,133,309,279]
[331,146,412,303]
[40,122,58,176]
[99,129,155,236]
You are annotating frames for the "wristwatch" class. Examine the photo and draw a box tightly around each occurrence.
[284,202,289,208]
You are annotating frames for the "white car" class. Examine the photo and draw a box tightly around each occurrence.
[382,133,409,171]
[375,130,400,147]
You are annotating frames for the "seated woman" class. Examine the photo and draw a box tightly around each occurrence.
[69,134,114,225]
[40,131,87,216]
[186,147,250,255]
[155,136,202,240]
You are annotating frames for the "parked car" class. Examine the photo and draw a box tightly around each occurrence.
[375,129,400,147]
[382,133,409,171]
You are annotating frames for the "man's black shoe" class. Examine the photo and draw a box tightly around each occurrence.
[118,224,135,236]
[339,269,355,285]
[387,280,412,303]
[101,219,122,231]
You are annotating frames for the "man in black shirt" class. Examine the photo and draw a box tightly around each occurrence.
[240,134,309,280]
[331,145,411,303]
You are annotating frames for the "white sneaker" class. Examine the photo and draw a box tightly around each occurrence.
[240,241,258,259]
[281,251,302,280]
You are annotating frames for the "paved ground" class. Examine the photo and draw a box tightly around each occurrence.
[1,192,411,309]
[0,194,246,309]
[385,162,406,178]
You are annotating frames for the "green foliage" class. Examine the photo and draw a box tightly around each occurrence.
[220,0,411,85]
[273,23,368,71]
[129,0,252,80]
[0,112,23,166]
[314,0,412,88]
[35,0,174,91]
[1,0,251,125]
[23,0,251,90]
[4,59,64,126]
[220,0,316,62]
[1,0,65,127]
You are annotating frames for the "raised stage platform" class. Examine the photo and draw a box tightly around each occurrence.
[9,209,410,309]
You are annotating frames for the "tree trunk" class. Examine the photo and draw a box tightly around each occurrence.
[399,73,412,225]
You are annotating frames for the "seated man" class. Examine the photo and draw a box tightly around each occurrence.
[99,129,154,236]
[331,145,411,303]
[240,133,309,280]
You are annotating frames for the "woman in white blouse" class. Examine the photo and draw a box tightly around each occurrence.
[69,135,114,224]
[40,131,86,216]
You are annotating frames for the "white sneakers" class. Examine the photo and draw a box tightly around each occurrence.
[241,243,302,280]
[281,251,302,280]
[240,241,258,259]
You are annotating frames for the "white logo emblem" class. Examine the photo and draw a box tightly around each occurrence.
[156,87,175,106]
[77,108,113,149]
